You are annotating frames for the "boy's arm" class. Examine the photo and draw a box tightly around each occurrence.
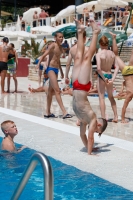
[16,146,27,153]
[65,51,72,84]
[111,56,119,82]
[2,141,16,152]
[88,113,97,155]
[96,53,108,83]
[120,81,124,93]
[36,43,55,69]
[15,50,18,69]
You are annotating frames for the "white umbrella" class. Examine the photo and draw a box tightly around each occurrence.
[31,26,55,34]
[23,7,41,23]
[120,0,133,2]
[0,31,18,37]
[16,31,37,38]
[98,0,128,7]
[76,1,108,14]
[16,15,21,31]
[56,5,75,20]
[51,17,56,23]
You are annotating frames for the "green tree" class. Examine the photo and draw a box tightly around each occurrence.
[21,39,53,61]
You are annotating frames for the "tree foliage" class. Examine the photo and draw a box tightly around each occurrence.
[21,39,53,61]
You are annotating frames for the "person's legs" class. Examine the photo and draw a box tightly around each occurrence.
[38,70,42,87]
[110,32,125,71]
[97,78,106,119]
[7,73,11,92]
[121,92,133,123]
[74,19,85,67]
[80,122,87,148]
[48,70,68,116]
[46,81,54,115]
[129,50,133,66]
[13,74,18,92]
[1,70,7,93]
[28,86,45,93]
[106,82,118,122]
[84,20,101,60]
[77,20,100,83]
[109,32,118,55]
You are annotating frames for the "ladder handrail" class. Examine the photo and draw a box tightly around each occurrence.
[11,152,53,200]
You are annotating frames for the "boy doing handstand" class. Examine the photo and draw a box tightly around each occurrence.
[73,19,107,155]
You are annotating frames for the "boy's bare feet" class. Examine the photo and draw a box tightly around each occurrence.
[88,19,101,34]
[74,18,85,32]
[112,117,118,123]
[28,87,33,93]
[1,91,7,94]
[121,118,129,123]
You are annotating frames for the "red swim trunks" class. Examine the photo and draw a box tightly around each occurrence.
[73,80,91,92]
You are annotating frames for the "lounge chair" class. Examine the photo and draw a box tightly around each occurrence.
[113,15,129,31]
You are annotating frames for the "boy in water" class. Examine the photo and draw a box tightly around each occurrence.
[1,120,26,152]
[73,19,107,155]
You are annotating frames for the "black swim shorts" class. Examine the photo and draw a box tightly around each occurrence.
[0,61,8,73]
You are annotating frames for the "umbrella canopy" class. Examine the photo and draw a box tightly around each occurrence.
[86,27,127,47]
[16,15,21,31]
[23,7,41,23]
[16,31,37,38]
[1,11,12,16]
[0,31,18,37]
[98,0,128,7]
[76,1,108,14]
[55,5,75,21]
[31,26,56,34]
[116,0,133,2]
[52,23,76,39]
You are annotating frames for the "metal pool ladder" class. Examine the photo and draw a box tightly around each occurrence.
[11,152,53,200]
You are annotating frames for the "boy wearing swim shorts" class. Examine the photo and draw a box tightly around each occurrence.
[73,19,107,155]
[110,32,133,123]
[37,32,72,119]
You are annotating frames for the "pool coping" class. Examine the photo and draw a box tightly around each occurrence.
[0,106,133,153]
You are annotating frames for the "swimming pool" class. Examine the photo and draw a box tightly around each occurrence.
[0,137,133,200]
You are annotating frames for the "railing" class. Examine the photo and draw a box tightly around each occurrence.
[11,152,53,200]
[5,10,132,33]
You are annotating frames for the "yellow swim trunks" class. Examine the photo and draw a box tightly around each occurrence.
[122,66,133,76]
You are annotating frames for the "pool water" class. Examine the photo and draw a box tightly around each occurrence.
[0,137,133,200]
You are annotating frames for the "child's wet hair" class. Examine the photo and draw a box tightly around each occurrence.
[1,120,14,134]
[55,32,63,37]
[98,118,108,137]
[99,36,109,46]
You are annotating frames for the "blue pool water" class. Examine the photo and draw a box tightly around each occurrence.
[0,137,133,200]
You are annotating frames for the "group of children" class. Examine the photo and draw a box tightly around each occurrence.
[1,18,133,155]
